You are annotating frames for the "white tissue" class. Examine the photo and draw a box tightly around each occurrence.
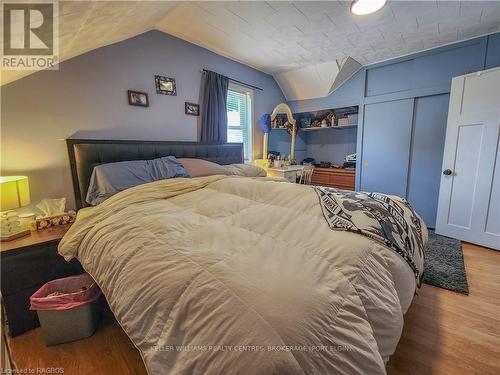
[36,198,66,217]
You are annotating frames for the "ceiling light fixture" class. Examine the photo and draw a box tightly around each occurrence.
[351,0,387,16]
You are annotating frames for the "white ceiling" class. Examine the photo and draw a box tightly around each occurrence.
[2,1,500,87]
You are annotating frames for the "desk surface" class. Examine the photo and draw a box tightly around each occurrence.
[267,165,305,172]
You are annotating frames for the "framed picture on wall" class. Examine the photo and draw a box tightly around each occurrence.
[127,90,149,107]
[155,75,176,95]
[185,102,200,116]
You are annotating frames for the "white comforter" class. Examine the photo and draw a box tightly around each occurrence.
[59,176,424,375]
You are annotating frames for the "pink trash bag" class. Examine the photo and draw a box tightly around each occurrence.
[30,273,101,311]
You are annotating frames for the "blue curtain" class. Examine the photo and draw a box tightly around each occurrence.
[201,70,229,143]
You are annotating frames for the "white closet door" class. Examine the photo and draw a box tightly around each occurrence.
[436,67,500,250]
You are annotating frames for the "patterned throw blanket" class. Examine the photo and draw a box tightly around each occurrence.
[314,186,425,285]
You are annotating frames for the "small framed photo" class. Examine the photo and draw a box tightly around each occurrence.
[155,75,176,96]
[127,90,149,107]
[185,102,200,116]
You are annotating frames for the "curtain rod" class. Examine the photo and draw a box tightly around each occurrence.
[202,69,263,91]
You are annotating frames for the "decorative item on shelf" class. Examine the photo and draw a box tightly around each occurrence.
[295,106,357,129]
[326,112,335,127]
[299,117,312,129]
[284,120,296,135]
[338,117,349,126]
[185,102,200,116]
[34,198,75,230]
[271,114,297,134]
[312,121,320,128]
[0,176,32,241]
[127,90,149,107]
[155,75,176,96]
[271,114,285,129]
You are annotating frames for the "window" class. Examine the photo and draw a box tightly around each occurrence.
[227,83,253,161]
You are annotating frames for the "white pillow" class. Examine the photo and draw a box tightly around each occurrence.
[178,159,266,178]
[222,164,266,177]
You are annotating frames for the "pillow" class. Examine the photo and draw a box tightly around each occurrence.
[177,158,227,177]
[222,164,266,177]
[86,156,189,205]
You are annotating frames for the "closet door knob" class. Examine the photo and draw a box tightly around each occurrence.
[443,169,452,176]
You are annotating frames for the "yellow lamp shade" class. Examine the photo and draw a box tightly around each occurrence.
[0,176,31,211]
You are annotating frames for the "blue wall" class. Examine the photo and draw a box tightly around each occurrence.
[268,129,308,162]
[304,127,356,166]
[1,30,285,208]
[288,32,500,227]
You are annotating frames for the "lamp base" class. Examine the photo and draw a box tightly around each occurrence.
[1,228,30,242]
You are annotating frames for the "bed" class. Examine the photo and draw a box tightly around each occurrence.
[60,139,426,375]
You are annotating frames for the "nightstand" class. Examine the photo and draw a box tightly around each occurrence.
[0,225,84,336]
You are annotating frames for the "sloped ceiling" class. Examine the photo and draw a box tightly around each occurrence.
[2,1,500,97]
[273,58,362,101]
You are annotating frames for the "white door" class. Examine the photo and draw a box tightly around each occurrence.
[436,67,500,250]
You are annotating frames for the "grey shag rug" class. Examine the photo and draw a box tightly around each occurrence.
[422,230,469,294]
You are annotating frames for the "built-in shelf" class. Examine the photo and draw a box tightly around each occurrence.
[301,124,358,131]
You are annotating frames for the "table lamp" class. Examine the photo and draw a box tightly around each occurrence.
[1,176,31,241]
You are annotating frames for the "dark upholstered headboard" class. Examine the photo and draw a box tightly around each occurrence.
[67,139,244,209]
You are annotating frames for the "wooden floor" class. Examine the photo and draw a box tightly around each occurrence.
[5,243,500,375]
[387,242,500,375]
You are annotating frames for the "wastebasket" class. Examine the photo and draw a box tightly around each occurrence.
[30,273,102,346]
